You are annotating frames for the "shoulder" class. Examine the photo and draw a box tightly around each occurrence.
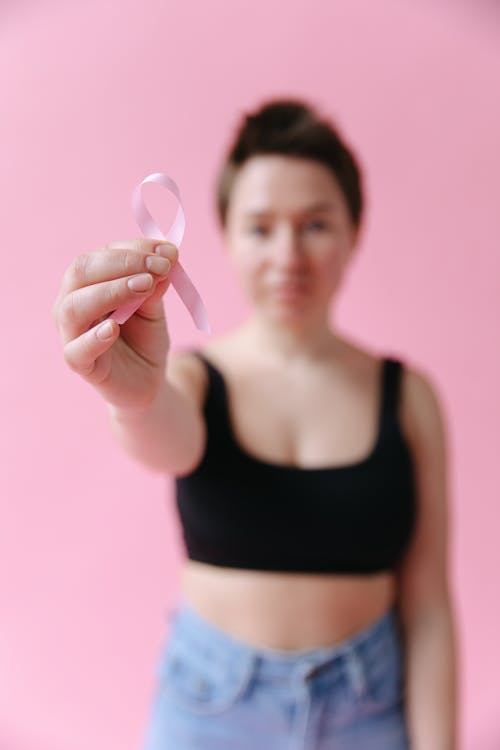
[346,343,447,442]
[398,358,449,462]
[166,348,210,413]
[166,334,240,410]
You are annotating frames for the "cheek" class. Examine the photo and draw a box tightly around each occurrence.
[313,244,346,277]
[312,245,351,296]
[233,250,259,275]
[229,252,264,292]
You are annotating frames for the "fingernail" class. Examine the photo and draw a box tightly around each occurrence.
[146,255,171,274]
[96,320,114,340]
[127,273,153,292]
[154,243,175,257]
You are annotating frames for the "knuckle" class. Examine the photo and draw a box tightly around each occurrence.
[136,237,153,255]
[105,240,146,275]
[63,340,96,377]
[103,279,122,308]
[62,254,89,294]
[62,344,81,373]
[102,241,115,256]
[70,253,90,282]
[60,291,79,325]
[123,249,138,276]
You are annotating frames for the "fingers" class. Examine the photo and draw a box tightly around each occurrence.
[59,239,179,297]
[53,239,179,344]
[124,274,172,322]
[57,271,165,344]
[62,317,120,380]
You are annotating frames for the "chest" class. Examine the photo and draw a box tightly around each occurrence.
[224,364,383,470]
[175,352,418,573]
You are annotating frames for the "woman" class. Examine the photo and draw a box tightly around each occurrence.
[52,99,457,749]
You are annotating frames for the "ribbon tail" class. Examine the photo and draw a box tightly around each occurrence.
[168,262,212,334]
[107,261,211,330]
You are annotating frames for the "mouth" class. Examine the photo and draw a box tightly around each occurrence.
[270,282,308,301]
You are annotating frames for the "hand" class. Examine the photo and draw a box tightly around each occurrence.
[52,238,179,411]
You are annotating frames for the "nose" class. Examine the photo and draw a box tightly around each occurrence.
[272,225,303,266]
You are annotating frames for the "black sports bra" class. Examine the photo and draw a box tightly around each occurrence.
[174,351,417,574]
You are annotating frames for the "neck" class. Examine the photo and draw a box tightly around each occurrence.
[240,309,341,365]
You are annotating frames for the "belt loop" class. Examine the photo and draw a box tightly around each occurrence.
[343,645,368,699]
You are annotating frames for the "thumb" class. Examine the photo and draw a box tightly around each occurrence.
[132,275,171,321]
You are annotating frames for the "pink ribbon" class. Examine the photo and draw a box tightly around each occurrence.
[109,172,211,334]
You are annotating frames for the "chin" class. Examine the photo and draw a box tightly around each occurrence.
[267,303,312,326]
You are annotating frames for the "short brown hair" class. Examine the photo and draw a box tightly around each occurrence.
[215,97,364,230]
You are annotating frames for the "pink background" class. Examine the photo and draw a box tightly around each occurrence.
[1,1,499,748]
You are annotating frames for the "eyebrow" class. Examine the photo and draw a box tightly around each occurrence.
[243,201,337,219]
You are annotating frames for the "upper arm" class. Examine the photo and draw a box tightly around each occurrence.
[396,362,454,618]
[165,349,209,475]
[167,350,208,413]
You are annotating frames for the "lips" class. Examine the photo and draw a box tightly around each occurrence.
[271,282,308,299]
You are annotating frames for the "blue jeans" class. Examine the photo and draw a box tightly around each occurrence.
[141,597,410,749]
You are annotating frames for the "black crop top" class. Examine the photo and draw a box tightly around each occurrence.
[174,351,417,574]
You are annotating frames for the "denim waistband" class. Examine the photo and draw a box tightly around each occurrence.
[165,597,400,690]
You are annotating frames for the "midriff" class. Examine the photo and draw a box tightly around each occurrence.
[180,560,397,651]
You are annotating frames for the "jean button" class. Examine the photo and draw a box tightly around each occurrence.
[295,659,320,683]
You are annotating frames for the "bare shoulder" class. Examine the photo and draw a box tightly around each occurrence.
[399,359,449,459]
[166,332,241,407]
[166,348,210,414]
[342,338,450,463]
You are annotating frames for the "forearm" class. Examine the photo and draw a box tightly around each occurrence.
[401,600,458,750]
[107,378,203,475]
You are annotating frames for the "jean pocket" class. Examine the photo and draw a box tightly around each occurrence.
[355,633,405,716]
[157,637,256,716]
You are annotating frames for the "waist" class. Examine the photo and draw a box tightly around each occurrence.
[179,560,397,650]
[164,592,403,688]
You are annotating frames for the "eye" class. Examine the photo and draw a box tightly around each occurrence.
[248,225,269,236]
[304,219,328,232]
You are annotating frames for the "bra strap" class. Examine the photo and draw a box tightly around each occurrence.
[190,349,404,439]
[189,350,227,414]
[380,357,404,433]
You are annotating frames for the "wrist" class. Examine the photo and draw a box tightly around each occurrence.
[106,381,166,422]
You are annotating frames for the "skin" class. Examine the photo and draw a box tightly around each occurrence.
[177,155,399,648]
[53,153,457,746]
[174,156,458,747]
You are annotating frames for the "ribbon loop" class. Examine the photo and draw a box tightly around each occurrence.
[109,172,211,333]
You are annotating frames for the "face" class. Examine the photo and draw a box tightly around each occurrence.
[223,155,360,327]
